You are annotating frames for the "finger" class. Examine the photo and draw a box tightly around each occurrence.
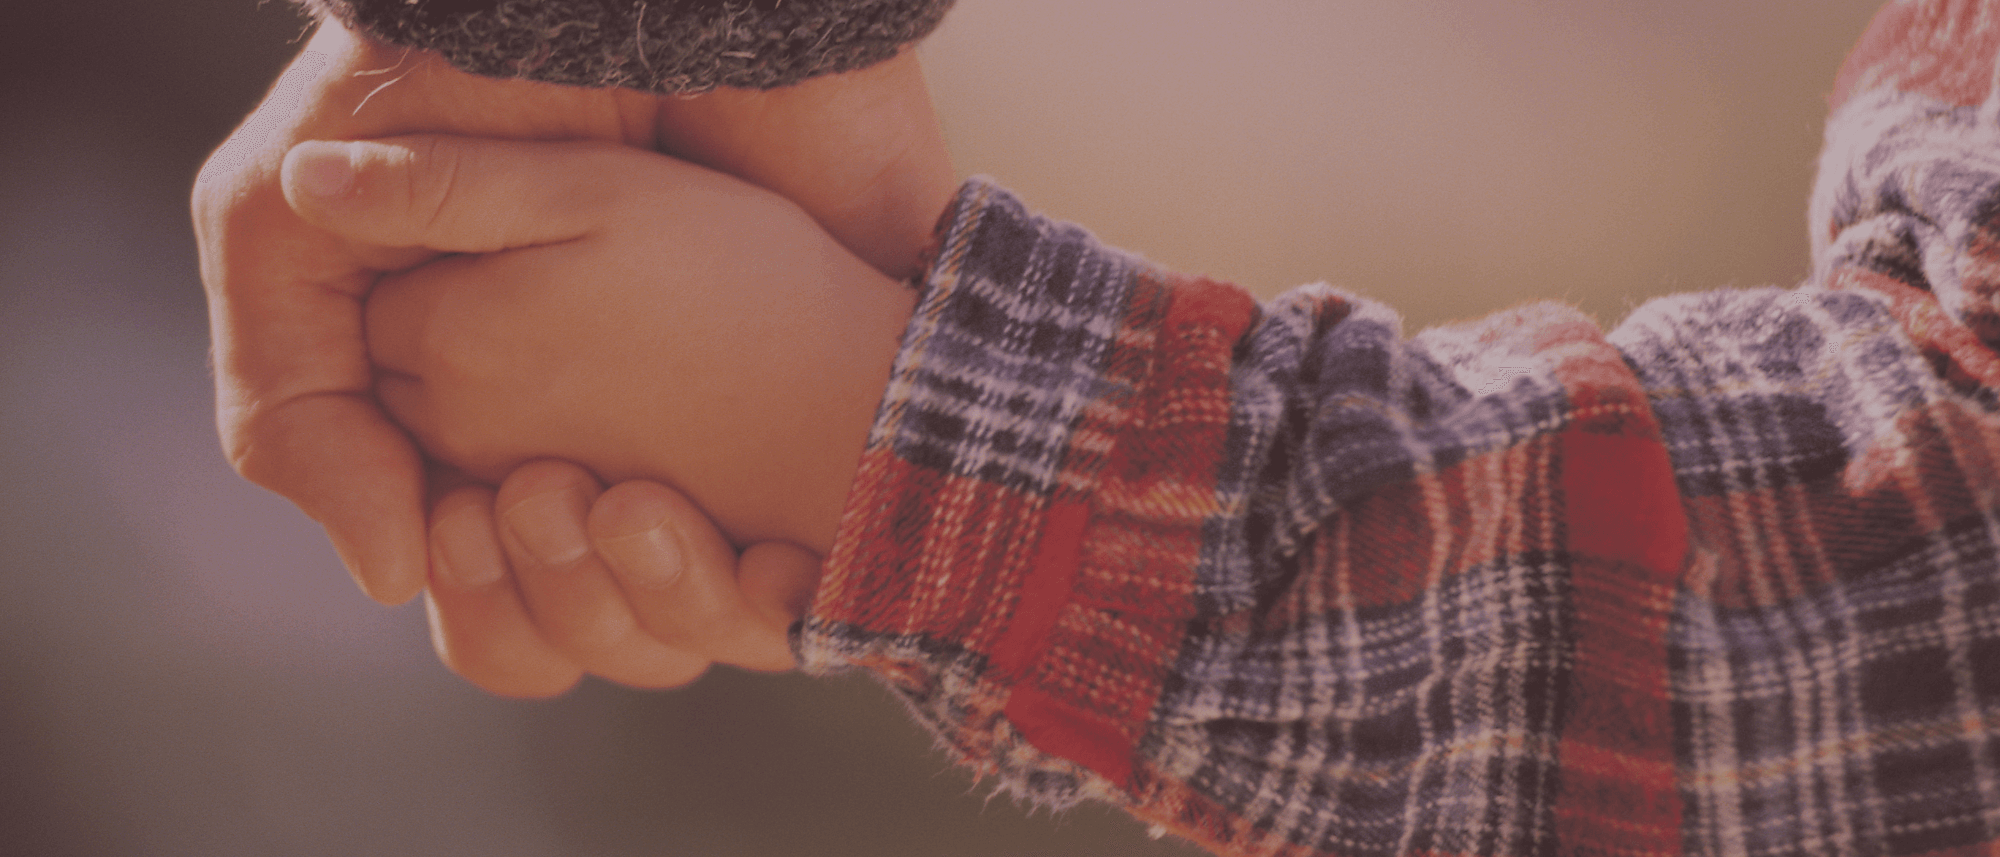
[198,178,430,605]
[281,135,629,254]
[426,483,582,698]
[233,392,432,606]
[496,461,710,689]
[423,454,482,512]
[588,481,797,672]
[736,541,825,664]
[363,254,530,484]
[359,252,476,379]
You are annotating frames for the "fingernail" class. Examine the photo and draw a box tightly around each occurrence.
[601,521,686,589]
[295,143,355,199]
[503,488,592,567]
[432,511,505,589]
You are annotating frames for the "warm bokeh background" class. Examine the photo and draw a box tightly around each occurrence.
[0,1,1886,854]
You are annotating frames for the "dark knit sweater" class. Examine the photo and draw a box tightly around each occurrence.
[295,0,954,93]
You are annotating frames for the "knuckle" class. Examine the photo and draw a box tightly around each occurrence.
[223,431,279,489]
[555,610,644,663]
[648,597,734,650]
[407,136,467,244]
[424,420,512,483]
[504,459,598,500]
[219,405,292,492]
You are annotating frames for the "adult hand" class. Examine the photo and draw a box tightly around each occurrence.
[193,19,662,605]
[195,18,954,608]
[199,16,954,692]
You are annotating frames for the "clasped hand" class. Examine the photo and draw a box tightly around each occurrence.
[290,134,913,694]
[193,19,952,697]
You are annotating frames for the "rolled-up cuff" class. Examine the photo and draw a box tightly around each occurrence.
[797,176,1256,801]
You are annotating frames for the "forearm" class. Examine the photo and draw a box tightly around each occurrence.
[798,157,2000,857]
[643,221,918,556]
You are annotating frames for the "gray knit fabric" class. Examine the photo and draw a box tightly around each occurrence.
[297,0,954,94]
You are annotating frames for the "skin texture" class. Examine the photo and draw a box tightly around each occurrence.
[194,21,664,606]
[195,18,955,694]
[425,461,822,696]
[282,135,913,697]
[652,59,959,282]
[293,134,914,553]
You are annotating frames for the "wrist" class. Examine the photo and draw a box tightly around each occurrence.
[652,49,956,282]
[837,129,962,283]
[623,192,918,557]
[773,251,919,556]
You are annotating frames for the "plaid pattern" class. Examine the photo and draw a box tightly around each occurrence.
[798,2,2000,854]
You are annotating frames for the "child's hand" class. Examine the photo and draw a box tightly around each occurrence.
[286,132,916,555]
[425,459,821,696]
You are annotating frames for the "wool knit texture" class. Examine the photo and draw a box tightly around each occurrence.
[792,2,2000,855]
[295,0,954,93]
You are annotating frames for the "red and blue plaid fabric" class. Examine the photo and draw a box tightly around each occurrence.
[798,2,2000,854]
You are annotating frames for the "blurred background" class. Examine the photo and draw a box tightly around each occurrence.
[0,0,1887,854]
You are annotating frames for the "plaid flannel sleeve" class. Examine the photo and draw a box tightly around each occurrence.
[795,3,2000,855]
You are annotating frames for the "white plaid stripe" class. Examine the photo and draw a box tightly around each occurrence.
[878,184,1142,495]
[1671,523,2000,857]
[1155,551,1571,854]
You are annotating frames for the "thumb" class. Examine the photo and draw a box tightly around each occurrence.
[280,134,621,255]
